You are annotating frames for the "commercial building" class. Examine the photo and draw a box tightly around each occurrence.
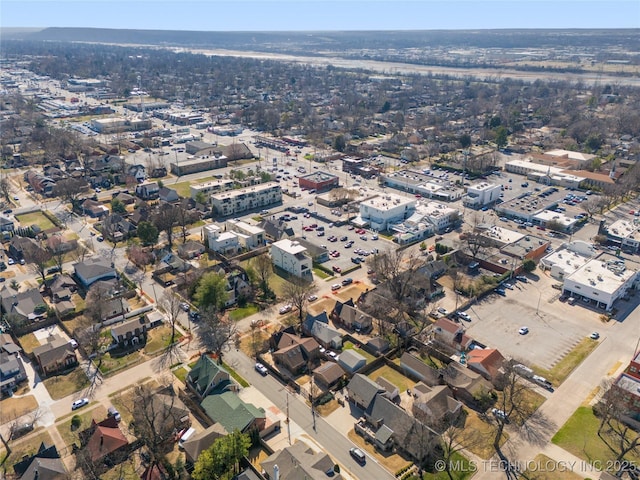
[416,201,460,234]
[539,241,597,280]
[563,255,640,311]
[298,171,340,192]
[357,193,416,231]
[605,219,640,253]
[612,351,640,420]
[270,239,313,281]
[463,182,502,208]
[170,154,228,176]
[210,182,282,217]
[381,169,463,202]
[90,117,152,134]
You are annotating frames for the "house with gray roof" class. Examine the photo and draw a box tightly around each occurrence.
[400,352,441,386]
[181,423,227,463]
[332,301,373,333]
[411,382,462,431]
[111,317,148,348]
[347,373,384,410]
[338,349,366,374]
[310,320,342,350]
[366,337,390,355]
[312,361,345,389]
[302,311,329,337]
[13,443,67,480]
[0,286,47,324]
[73,257,117,288]
[186,354,231,399]
[33,335,77,377]
[1,348,27,397]
[262,441,343,480]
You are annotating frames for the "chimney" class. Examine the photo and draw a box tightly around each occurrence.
[100,434,104,448]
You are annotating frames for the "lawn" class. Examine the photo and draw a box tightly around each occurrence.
[496,388,546,427]
[42,368,90,400]
[17,332,41,355]
[98,350,144,376]
[0,430,53,466]
[420,452,476,480]
[173,366,189,383]
[100,459,139,480]
[0,395,38,424]
[171,176,217,197]
[532,338,599,385]
[552,406,640,466]
[315,398,341,417]
[57,404,107,447]
[144,325,184,355]
[461,410,507,460]
[524,454,583,480]
[368,365,416,392]
[15,211,56,231]
[313,268,331,279]
[343,341,375,363]
[229,304,260,322]
[222,361,250,388]
[347,428,412,473]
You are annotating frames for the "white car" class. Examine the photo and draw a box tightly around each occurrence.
[457,312,472,322]
[589,332,600,340]
[518,327,529,335]
[437,307,448,315]
[307,294,318,302]
[279,304,293,314]
[72,398,89,410]
[255,363,268,376]
[491,408,509,423]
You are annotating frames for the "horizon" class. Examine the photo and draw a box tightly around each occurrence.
[2,1,639,31]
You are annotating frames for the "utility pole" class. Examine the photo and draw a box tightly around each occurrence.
[286,391,291,445]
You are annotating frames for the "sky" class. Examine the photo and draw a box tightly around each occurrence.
[2,0,639,31]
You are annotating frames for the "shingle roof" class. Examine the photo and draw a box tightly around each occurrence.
[400,352,440,386]
[32,335,75,369]
[73,257,116,283]
[200,391,265,433]
[338,349,366,372]
[111,317,147,339]
[261,441,342,480]
[187,355,230,395]
[85,417,128,461]
[347,374,384,410]
[181,423,227,462]
[313,362,345,386]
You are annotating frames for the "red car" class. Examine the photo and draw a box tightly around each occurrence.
[355,228,366,234]
[333,265,342,273]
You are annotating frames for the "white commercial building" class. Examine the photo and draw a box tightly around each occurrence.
[463,182,502,208]
[563,255,640,311]
[381,169,463,202]
[357,193,416,231]
[417,201,460,234]
[504,159,584,188]
[539,241,596,280]
[210,182,282,217]
[270,239,313,281]
[605,219,640,253]
[533,210,580,233]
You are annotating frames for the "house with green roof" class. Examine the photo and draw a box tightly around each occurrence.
[186,354,231,399]
[200,391,266,434]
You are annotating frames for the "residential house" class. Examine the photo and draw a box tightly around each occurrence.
[331,300,373,333]
[311,321,343,350]
[200,391,266,434]
[126,164,146,183]
[46,236,78,255]
[8,236,39,262]
[411,383,463,430]
[467,348,506,383]
[135,182,160,200]
[203,224,241,255]
[262,441,343,480]
[111,317,148,348]
[0,335,27,397]
[13,443,67,480]
[81,199,110,218]
[225,219,265,249]
[47,274,78,303]
[177,240,205,260]
[186,354,231,399]
[400,352,441,386]
[302,311,329,337]
[74,257,117,288]
[433,317,475,351]
[32,335,77,377]
[113,191,136,205]
[158,187,180,203]
[442,361,493,405]
[258,218,295,242]
[79,416,129,463]
[181,423,227,463]
[338,349,366,374]
[346,374,385,410]
[272,332,321,374]
[312,362,345,389]
[0,286,47,324]
[270,239,313,281]
[374,376,400,401]
[0,215,15,232]
[102,213,137,242]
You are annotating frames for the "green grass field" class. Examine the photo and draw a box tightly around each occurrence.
[15,211,56,230]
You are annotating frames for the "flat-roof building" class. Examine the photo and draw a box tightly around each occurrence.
[298,171,340,192]
[170,154,228,176]
[190,179,235,201]
[605,219,640,253]
[210,182,282,218]
[464,182,502,208]
[270,239,313,280]
[381,169,463,202]
[358,193,416,231]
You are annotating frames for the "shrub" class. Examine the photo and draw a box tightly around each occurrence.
[71,415,82,430]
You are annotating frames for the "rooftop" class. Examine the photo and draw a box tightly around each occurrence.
[361,192,416,211]
[299,171,339,182]
[567,255,637,294]
[607,219,640,241]
[272,238,307,255]
[212,182,280,199]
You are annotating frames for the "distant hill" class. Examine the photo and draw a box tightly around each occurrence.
[2,27,638,54]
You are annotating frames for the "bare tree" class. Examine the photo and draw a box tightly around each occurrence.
[281,276,317,330]
[253,254,273,299]
[24,240,52,285]
[52,177,88,206]
[153,203,180,248]
[438,412,483,480]
[199,306,237,362]
[157,293,186,368]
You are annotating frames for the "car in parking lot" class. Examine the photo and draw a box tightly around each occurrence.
[308,294,318,302]
[495,288,506,296]
[279,304,293,314]
[331,283,342,291]
[437,307,448,315]
[7,258,14,265]
[72,398,90,410]
[255,363,268,375]
[457,311,472,321]
[332,265,342,273]
[360,235,367,240]
[515,275,528,283]
[351,257,361,264]
[339,236,348,241]
[518,326,529,335]
[355,228,366,234]
[589,332,600,340]
[342,277,353,286]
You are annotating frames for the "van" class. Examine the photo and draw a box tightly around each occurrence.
[178,427,196,449]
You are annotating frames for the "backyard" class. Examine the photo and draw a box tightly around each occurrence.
[143,324,184,355]
[15,211,57,231]
[0,395,38,424]
[343,340,375,363]
[0,430,54,467]
[17,332,41,355]
[367,364,416,392]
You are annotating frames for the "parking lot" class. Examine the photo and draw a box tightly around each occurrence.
[463,271,604,370]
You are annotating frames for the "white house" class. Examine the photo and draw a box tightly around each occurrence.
[270,239,312,281]
[357,193,416,231]
[417,201,460,233]
[225,219,265,249]
[204,224,240,255]
[210,182,282,217]
[463,182,502,208]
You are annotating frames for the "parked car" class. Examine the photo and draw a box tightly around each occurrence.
[515,275,528,283]
[518,326,529,335]
[342,277,353,286]
[308,294,318,302]
[491,408,509,423]
[255,363,268,376]
[279,304,293,314]
[332,266,342,273]
[69,339,79,349]
[72,398,90,410]
[180,302,190,312]
[349,447,366,464]
[457,311,472,322]
[107,406,121,422]
[437,307,448,315]
[495,288,506,296]
[589,332,600,340]
[331,283,342,291]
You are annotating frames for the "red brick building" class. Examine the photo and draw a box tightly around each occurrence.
[298,171,340,192]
